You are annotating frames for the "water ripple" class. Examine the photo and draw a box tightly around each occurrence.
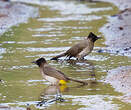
[38,15,102,22]
[25,47,70,52]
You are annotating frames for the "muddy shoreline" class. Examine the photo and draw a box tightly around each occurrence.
[0,1,39,35]
[105,66,131,103]
[98,0,131,56]
[97,0,131,103]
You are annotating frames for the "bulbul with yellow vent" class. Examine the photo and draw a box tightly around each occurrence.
[32,57,88,85]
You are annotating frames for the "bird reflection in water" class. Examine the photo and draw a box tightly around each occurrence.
[58,59,96,77]
[58,59,98,86]
[25,85,67,109]
[37,85,68,106]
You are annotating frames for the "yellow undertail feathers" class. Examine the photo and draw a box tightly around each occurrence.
[59,80,67,85]
[59,84,67,92]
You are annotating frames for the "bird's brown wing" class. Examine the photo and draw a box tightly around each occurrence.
[66,41,88,57]
[43,65,68,81]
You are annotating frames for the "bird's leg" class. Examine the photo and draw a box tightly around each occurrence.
[37,98,47,106]
[81,57,85,61]
[65,56,68,60]
[56,91,65,102]
[65,56,71,61]
[68,56,72,60]
[55,88,65,102]
[56,89,61,99]
[76,57,82,61]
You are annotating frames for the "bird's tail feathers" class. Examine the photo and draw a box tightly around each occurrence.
[51,53,66,60]
[67,78,88,85]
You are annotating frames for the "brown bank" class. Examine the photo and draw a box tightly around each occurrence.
[97,0,131,103]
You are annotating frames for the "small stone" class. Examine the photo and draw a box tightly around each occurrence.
[119,27,124,30]
[106,26,110,28]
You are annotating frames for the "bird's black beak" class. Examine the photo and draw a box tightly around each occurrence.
[31,61,37,64]
[97,37,101,39]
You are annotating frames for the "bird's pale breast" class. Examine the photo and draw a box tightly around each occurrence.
[40,70,58,85]
[77,40,94,59]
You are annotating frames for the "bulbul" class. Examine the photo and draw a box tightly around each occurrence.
[32,57,88,85]
[51,32,100,60]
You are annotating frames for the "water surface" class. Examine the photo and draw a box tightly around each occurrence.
[0,0,131,110]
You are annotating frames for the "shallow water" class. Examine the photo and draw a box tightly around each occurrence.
[0,0,131,110]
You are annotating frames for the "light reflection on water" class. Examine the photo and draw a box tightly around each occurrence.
[38,15,102,22]
[1,0,130,110]
[25,47,70,52]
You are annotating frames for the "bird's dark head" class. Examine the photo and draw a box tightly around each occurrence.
[88,32,101,42]
[32,57,47,67]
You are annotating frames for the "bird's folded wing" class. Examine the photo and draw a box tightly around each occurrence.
[43,65,68,81]
[66,43,85,56]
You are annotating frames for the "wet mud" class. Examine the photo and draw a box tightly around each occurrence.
[0,1,38,35]
[98,0,131,103]
[98,0,131,55]
[105,66,131,103]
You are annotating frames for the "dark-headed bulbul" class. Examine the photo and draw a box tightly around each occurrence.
[32,57,88,85]
[51,32,100,60]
